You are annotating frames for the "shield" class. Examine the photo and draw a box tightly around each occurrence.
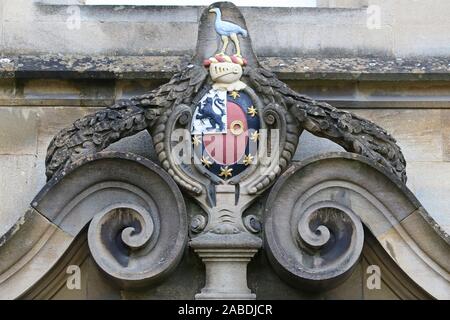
[191,88,260,180]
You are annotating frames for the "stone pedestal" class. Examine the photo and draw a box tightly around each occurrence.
[190,232,261,300]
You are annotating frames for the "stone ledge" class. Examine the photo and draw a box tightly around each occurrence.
[34,0,84,4]
[1,55,450,81]
[264,56,450,81]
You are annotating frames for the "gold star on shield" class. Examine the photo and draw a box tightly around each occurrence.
[230,91,240,99]
[201,155,212,168]
[192,135,201,146]
[247,106,257,117]
[219,166,233,179]
[243,154,254,166]
[250,130,260,142]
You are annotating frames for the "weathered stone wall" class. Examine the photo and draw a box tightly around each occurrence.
[2,0,450,57]
[1,0,450,239]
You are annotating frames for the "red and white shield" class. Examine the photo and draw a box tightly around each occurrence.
[191,88,260,179]
[203,100,248,165]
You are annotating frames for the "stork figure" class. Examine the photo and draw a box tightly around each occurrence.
[209,7,248,57]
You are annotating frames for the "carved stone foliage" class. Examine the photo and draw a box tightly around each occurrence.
[45,65,208,181]
[244,67,407,183]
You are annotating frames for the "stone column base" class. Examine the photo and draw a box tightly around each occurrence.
[190,232,262,300]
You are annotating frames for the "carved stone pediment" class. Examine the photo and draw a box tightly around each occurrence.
[0,2,449,300]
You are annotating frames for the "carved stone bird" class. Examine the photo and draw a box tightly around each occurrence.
[209,7,248,56]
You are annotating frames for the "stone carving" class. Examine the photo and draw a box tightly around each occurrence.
[205,54,247,91]
[38,153,188,288]
[87,205,161,288]
[3,155,449,299]
[209,7,248,56]
[265,200,364,290]
[245,67,407,183]
[263,153,450,297]
[45,7,406,185]
[45,70,204,179]
[42,3,408,298]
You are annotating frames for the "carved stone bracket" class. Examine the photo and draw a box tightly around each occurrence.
[32,152,188,288]
[265,198,364,290]
[264,152,450,297]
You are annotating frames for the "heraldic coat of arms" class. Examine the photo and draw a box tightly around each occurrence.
[41,2,410,299]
